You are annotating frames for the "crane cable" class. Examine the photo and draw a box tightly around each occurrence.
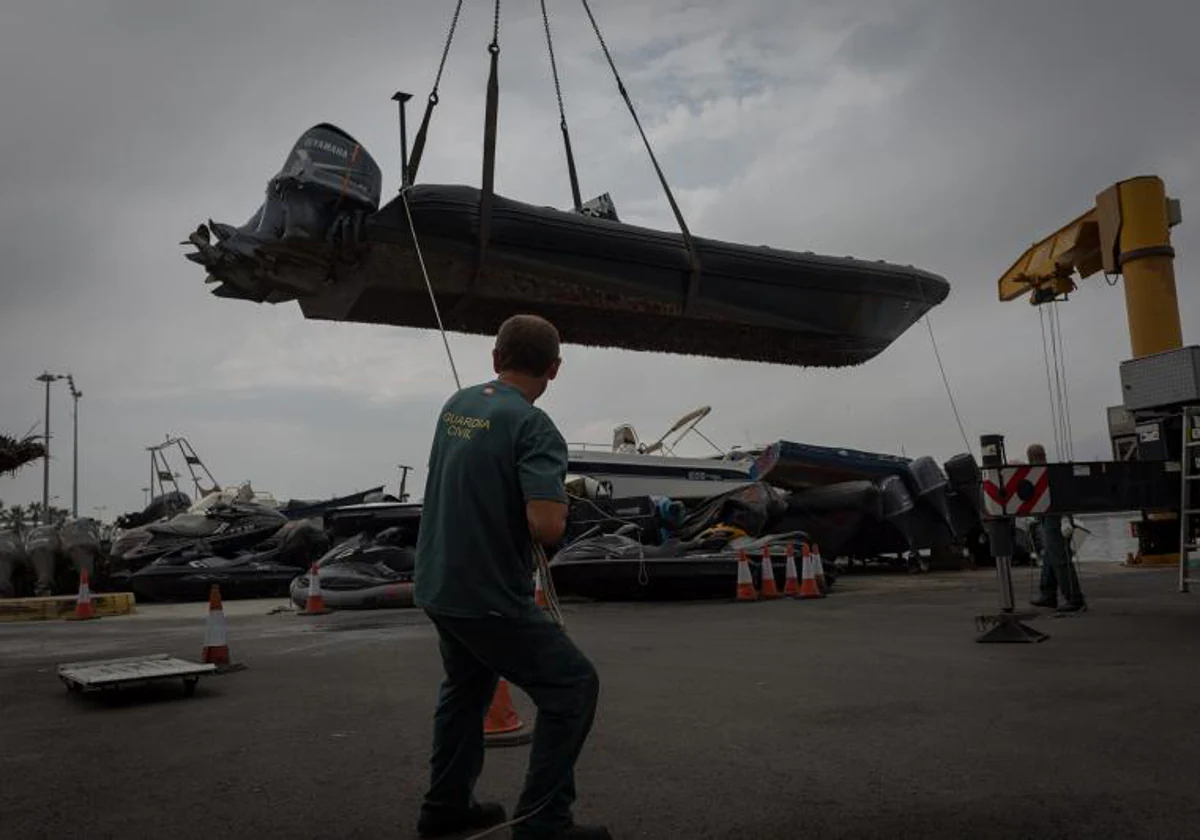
[1038,300,1075,461]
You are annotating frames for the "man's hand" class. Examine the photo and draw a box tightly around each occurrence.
[527,499,568,546]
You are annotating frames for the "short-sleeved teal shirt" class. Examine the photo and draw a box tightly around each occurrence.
[414,379,569,618]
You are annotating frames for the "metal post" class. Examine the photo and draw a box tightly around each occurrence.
[397,464,413,502]
[392,91,413,188]
[35,371,62,514]
[976,433,1048,643]
[67,374,80,518]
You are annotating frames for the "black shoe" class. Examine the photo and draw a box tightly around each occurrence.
[1029,597,1057,609]
[1057,602,1087,614]
[417,802,507,838]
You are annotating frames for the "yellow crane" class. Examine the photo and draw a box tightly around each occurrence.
[996,174,1184,359]
[995,175,1188,565]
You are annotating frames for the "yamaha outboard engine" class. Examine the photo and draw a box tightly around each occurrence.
[209,124,380,251]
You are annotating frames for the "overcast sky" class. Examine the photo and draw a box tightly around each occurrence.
[2,0,1198,519]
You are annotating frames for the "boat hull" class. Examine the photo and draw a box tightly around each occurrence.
[185,126,951,368]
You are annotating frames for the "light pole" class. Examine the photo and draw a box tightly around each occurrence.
[66,374,81,518]
[35,371,64,513]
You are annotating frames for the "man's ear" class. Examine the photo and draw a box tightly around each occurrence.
[492,348,501,374]
[547,358,562,381]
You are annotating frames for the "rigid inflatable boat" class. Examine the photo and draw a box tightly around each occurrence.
[184,124,951,368]
[548,530,826,602]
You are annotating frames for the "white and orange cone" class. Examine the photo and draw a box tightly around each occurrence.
[783,542,802,597]
[300,561,332,616]
[201,584,231,666]
[760,546,781,599]
[812,543,828,594]
[66,568,98,621]
[798,543,824,600]
[484,678,533,747]
[735,550,758,602]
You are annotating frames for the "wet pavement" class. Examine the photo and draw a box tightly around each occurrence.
[3,563,1200,839]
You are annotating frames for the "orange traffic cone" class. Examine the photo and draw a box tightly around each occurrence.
[798,544,824,600]
[484,678,533,747]
[299,561,332,616]
[735,550,758,601]
[812,543,828,594]
[760,546,781,599]
[65,568,98,621]
[534,568,548,609]
[783,543,802,597]
[201,584,231,666]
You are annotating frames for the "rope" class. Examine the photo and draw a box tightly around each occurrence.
[399,187,461,390]
[1038,307,1064,460]
[578,0,703,311]
[1045,301,1073,461]
[540,0,583,210]
[1051,302,1075,460]
[914,279,972,455]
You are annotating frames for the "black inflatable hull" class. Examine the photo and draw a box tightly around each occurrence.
[185,125,951,368]
[130,565,300,603]
[550,548,833,602]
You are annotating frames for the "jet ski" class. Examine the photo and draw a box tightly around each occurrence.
[109,499,290,583]
[289,527,416,610]
[114,491,193,530]
[548,525,826,601]
[128,519,330,602]
[182,124,951,369]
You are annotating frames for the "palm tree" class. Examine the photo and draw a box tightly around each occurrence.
[0,432,46,477]
[3,504,27,535]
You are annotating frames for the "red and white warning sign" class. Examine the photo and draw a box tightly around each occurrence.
[981,465,1051,517]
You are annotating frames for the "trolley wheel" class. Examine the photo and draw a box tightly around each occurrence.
[183,677,199,698]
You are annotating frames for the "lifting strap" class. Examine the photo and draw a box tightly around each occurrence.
[541,0,583,211]
[579,0,703,314]
[462,1,502,310]
[406,0,464,186]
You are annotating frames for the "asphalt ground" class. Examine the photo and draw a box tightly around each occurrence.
[3,563,1199,839]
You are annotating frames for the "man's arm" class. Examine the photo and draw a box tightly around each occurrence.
[517,411,570,547]
[527,499,568,546]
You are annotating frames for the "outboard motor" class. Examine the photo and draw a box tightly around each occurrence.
[942,452,984,538]
[0,529,25,598]
[23,524,61,596]
[59,517,102,587]
[879,475,918,548]
[216,124,381,251]
[944,452,983,516]
[906,456,953,531]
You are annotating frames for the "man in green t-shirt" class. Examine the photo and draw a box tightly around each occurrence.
[414,314,609,840]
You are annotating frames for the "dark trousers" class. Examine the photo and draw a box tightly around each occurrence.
[1038,549,1085,606]
[420,606,600,839]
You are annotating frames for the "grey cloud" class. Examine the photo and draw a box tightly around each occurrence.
[2,0,1198,517]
